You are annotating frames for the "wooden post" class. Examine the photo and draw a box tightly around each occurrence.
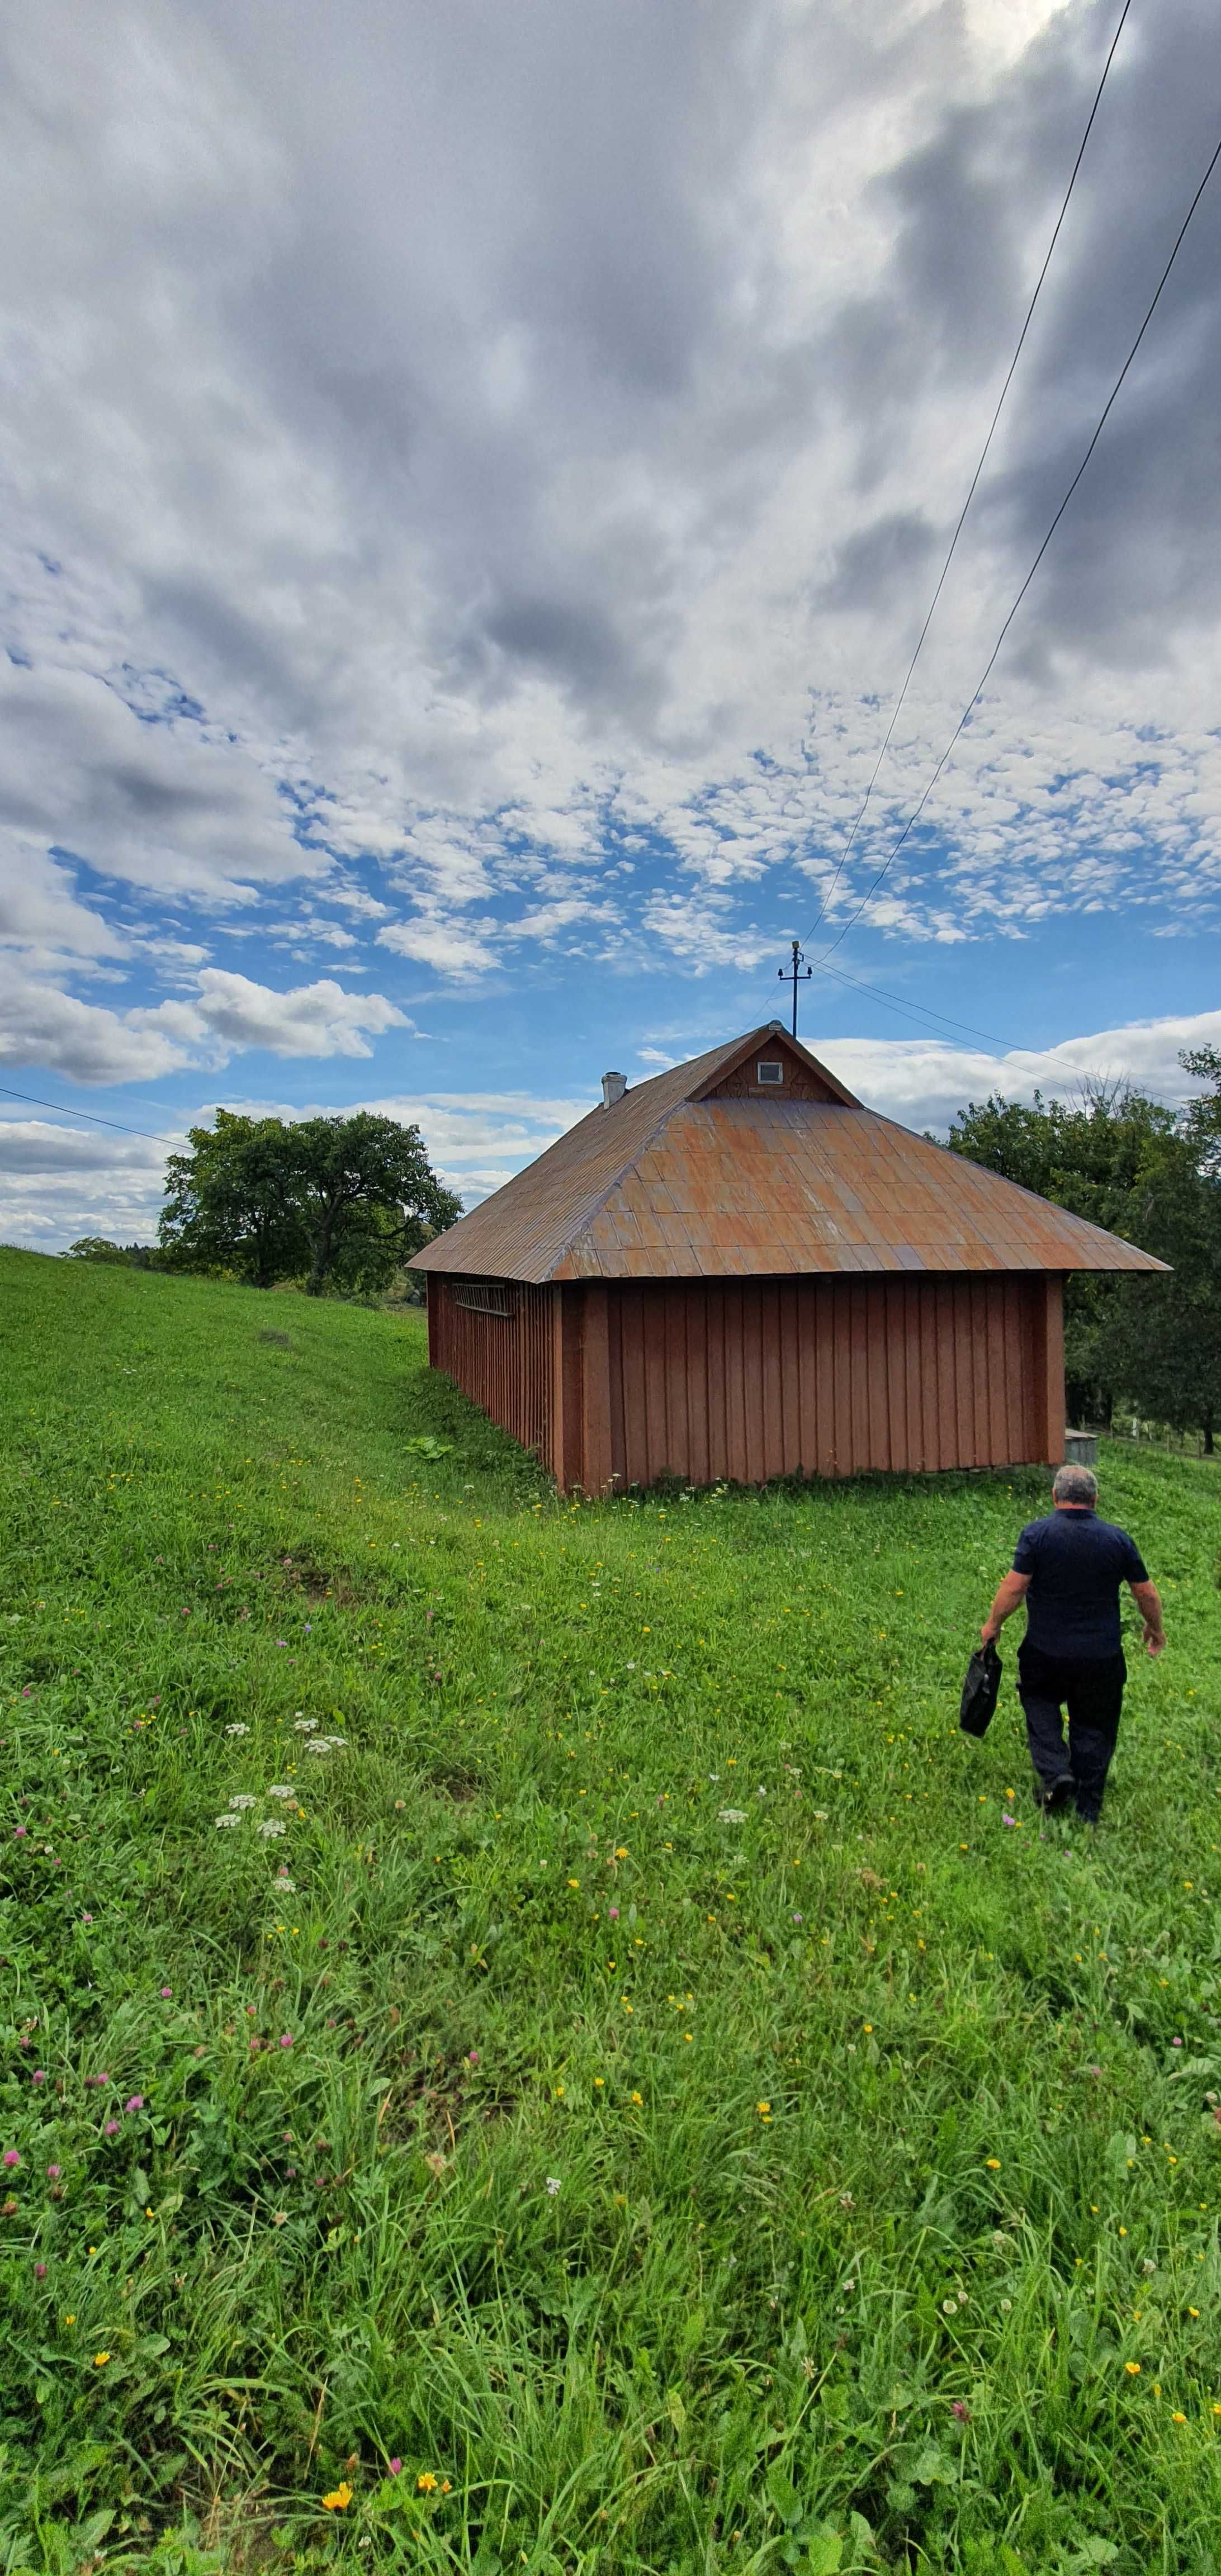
[1034,1275,1064,1466]
[551,1287,584,1491]
[581,1286,613,1494]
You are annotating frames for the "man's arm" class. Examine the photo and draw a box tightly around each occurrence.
[1130,1576,1166,1658]
[981,1570,1029,1646]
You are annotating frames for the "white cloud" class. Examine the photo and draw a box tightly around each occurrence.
[0,962,409,1083]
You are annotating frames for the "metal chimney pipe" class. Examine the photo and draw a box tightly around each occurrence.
[600,1071,627,1108]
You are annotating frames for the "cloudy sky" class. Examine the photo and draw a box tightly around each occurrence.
[3,0,1221,1248]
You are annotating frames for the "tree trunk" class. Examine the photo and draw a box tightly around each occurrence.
[306,1225,332,1296]
[1204,1414,1215,1456]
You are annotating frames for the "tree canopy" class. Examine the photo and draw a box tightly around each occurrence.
[158,1109,461,1296]
[945,1060,1221,1447]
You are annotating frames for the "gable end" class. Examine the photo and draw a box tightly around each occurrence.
[699,1029,853,1105]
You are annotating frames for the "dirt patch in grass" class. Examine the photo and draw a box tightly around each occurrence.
[429,1763,481,1803]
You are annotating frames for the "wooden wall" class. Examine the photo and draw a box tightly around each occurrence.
[427,1278,556,1473]
[584,1272,1062,1490]
[428,1271,1064,1491]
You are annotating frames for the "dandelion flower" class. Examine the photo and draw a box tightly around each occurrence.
[418,2472,438,2492]
[321,2482,353,2510]
[93,2351,110,2367]
[756,2100,771,2118]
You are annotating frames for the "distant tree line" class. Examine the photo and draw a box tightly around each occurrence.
[68,1109,460,1300]
[945,1045,1221,1450]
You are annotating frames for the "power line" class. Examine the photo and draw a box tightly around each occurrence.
[806,0,1133,945]
[0,1083,181,1147]
[805,956,1185,1099]
[815,116,1221,967]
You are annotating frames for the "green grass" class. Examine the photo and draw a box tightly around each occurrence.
[3,1246,1221,2576]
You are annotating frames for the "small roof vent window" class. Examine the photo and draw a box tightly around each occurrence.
[756,1059,784,1085]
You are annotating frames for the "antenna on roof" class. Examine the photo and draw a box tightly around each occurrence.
[778,939,812,1039]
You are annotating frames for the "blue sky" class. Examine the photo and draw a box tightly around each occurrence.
[3,0,1221,1246]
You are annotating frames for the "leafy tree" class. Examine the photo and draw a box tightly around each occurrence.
[286,1112,462,1296]
[159,1110,305,1289]
[943,1083,1179,1425]
[65,1237,133,1263]
[65,1237,160,1267]
[158,1107,460,1297]
[944,1068,1221,1446]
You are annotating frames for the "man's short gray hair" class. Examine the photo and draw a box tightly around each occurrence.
[1053,1462,1098,1506]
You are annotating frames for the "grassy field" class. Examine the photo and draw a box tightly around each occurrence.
[3,1246,1221,2576]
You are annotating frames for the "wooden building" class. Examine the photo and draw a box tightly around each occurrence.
[414,1024,1165,1491]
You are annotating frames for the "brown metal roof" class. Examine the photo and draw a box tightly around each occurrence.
[414,1024,1168,1284]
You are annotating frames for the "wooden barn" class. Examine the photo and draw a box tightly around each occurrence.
[413,1024,1165,1491]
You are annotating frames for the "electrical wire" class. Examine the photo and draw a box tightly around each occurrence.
[805,955,1191,1101]
[805,0,1133,945]
[0,1083,182,1147]
[815,117,1221,967]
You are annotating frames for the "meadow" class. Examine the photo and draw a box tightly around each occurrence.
[2,1244,1221,2576]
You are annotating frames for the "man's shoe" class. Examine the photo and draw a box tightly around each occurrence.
[1033,1770,1075,1814]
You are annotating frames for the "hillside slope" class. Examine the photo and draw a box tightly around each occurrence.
[2,1247,1220,2573]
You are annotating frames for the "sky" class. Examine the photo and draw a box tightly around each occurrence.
[3,0,1221,1249]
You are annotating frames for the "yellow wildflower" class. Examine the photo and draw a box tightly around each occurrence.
[418,2471,438,2492]
[321,2482,353,2510]
[631,2091,643,2105]
[93,2352,110,2367]
[1125,2362,1141,2376]
[985,2158,1001,2171]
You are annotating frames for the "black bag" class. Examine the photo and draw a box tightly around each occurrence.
[960,1641,1002,1737]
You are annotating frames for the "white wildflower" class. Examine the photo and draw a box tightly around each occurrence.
[224,1723,250,1737]
[267,1785,294,1798]
[304,1740,331,1756]
[257,1819,286,1838]
[293,1718,319,1733]
[214,1813,240,1829]
[229,1793,257,1811]
[545,2176,562,2196]
[718,1808,747,1825]
[273,1875,296,1892]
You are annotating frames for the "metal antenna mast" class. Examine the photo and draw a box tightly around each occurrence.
[778,939,812,1038]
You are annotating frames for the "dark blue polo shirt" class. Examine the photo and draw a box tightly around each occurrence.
[1013,1508,1148,1659]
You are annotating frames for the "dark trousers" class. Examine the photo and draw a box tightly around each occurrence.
[1017,1640,1126,1822]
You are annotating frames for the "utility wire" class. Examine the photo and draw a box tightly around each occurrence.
[0,1083,182,1147]
[806,0,1133,945]
[806,955,1181,1098]
[815,116,1221,966]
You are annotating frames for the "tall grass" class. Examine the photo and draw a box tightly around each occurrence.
[2,1246,1220,2574]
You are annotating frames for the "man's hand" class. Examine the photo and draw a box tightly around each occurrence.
[1131,1578,1165,1658]
[979,1619,1000,1647]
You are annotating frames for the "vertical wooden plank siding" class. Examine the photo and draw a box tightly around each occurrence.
[427,1278,555,1471]
[430,1270,1067,1490]
[603,1273,1059,1490]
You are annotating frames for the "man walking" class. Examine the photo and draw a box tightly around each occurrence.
[981,1462,1165,1822]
